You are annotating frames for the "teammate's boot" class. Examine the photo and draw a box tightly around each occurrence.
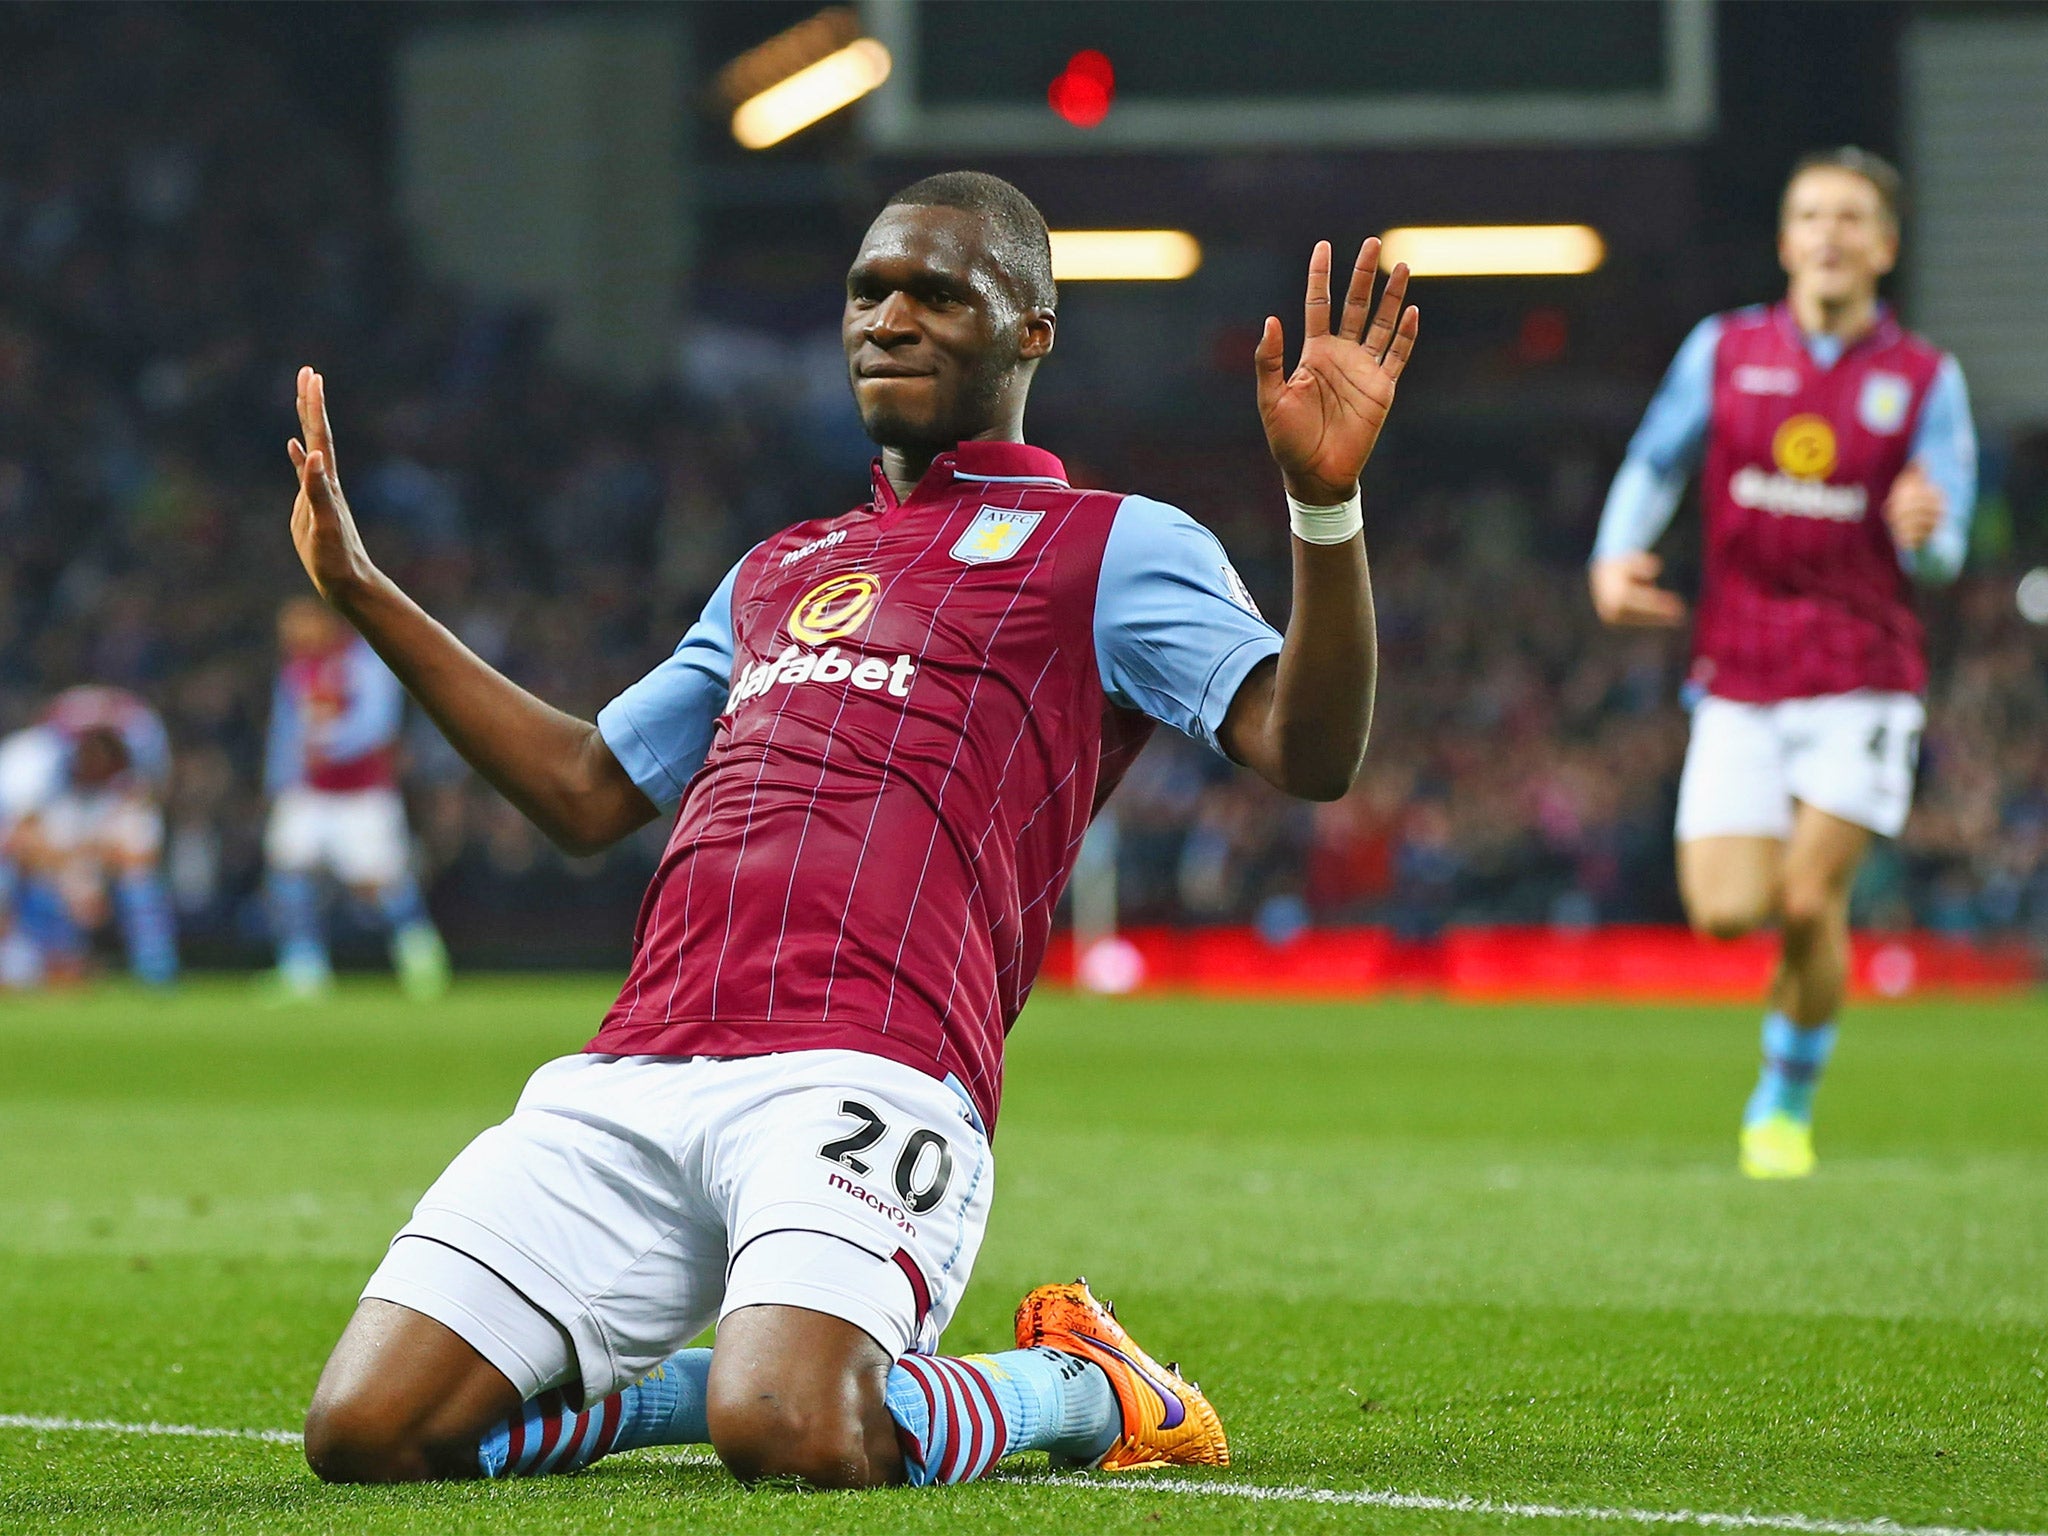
[391,922,451,1001]
[1740,1111,1816,1179]
[261,941,333,1004]
[1014,1278,1228,1471]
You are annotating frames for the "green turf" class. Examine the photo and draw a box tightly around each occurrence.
[1,979,2043,1534]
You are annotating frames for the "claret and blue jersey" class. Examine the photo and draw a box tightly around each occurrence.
[266,636,406,796]
[1594,302,1978,702]
[588,441,1283,1131]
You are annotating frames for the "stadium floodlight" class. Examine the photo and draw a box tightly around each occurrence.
[731,37,893,149]
[1378,225,1606,278]
[1048,230,1203,282]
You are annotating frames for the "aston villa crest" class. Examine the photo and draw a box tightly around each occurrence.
[950,507,1044,565]
[1857,372,1912,436]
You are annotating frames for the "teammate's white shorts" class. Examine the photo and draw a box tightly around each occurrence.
[35,789,163,864]
[361,1049,993,1405]
[1675,690,1924,842]
[264,786,410,886]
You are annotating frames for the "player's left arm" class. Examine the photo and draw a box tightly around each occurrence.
[1887,356,1977,583]
[1219,238,1416,801]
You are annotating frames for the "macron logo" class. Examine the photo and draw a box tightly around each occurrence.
[727,645,917,712]
[1732,365,1801,397]
[780,529,848,569]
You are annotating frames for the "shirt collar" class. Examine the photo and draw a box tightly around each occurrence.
[869,441,1070,512]
[1773,299,1899,369]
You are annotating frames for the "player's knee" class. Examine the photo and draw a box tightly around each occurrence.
[707,1379,882,1489]
[1777,879,1843,938]
[1685,891,1772,941]
[302,1394,431,1484]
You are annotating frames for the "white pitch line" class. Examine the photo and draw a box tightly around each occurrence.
[1,1414,2036,1536]
[1062,1474,2044,1536]
[0,1413,300,1445]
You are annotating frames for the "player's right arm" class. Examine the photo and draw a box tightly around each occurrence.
[286,367,658,855]
[1588,315,1721,627]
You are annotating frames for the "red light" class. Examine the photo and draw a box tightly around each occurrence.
[1517,306,1569,364]
[1048,50,1114,128]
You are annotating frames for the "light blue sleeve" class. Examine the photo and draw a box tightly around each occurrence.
[121,706,172,791]
[320,642,406,761]
[264,676,303,796]
[1591,314,1722,561]
[1095,496,1285,758]
[596,561,740,808]
[1901,355,1977,584]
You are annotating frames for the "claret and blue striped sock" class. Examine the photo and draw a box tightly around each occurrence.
[474,1341,1118,1484]
[477,1347,712,1478]
[1744,1011,1837,1126]
[887,1348,1118,1486]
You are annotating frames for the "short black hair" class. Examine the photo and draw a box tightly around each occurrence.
[886,170,1056,311]
[1784,146,1905,228]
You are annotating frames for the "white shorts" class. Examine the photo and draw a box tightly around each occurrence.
[36,789,163,864]
[265,787,410,887]
[361,1050,993,1405]
[1675,690,1924,842]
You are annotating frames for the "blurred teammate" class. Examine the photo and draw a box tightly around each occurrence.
[288,174,1415,1490]
[1590,149,1976,1178]
[0,686,176,988]
[265,596,449,1000]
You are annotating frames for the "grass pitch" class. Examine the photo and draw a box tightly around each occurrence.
[1,978,2043,1534]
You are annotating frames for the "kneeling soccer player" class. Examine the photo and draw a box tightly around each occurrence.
[290,172,1416,1489]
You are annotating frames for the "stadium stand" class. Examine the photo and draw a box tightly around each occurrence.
[1,8,2043,970]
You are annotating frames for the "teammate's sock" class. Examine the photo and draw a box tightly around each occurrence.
[477,1347,713,1477]
[374,875,429,931]
[267,871,330,992]
[1744,1011,1837,1126]
[887,1348,1118,1486]
[114,871,178,986]
[0,922,44,988]
[17,879,83,971]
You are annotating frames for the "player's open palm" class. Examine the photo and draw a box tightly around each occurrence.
[286,366,376,609]
[1256,237,1419,507]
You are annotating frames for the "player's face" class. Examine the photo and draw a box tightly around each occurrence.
[69,730,127,789]
[843,206,1051,454]
[279,600,339,659]
[1778,168,1897,306]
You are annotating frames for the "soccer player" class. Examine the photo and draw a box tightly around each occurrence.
[1590,148,1976,1179]
[0,686,177,988]
[290,173,1416,1489]
[263,596,449,1000]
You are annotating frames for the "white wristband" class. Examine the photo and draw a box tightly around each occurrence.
[1286,486,1364,544]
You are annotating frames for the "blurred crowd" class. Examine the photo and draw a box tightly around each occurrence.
[3,10,2045,971]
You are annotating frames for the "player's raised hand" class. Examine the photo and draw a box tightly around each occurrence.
[1255,237,1419,507]
[1883,460,1945,552]
[287,367,377,610]
[1589,552,1688,628]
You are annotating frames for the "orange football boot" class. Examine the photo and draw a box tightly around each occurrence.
[1014,1278,1229,1471]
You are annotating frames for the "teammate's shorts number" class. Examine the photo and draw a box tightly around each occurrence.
[818,1100,955,1214]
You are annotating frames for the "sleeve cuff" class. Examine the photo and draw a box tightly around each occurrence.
[596,699,684,809]
[1194,633,1284,758]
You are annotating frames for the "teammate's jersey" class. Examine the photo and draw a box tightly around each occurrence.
[590,442,1282,1131]
[1594,302,1976,703]
[267,636,405,794]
